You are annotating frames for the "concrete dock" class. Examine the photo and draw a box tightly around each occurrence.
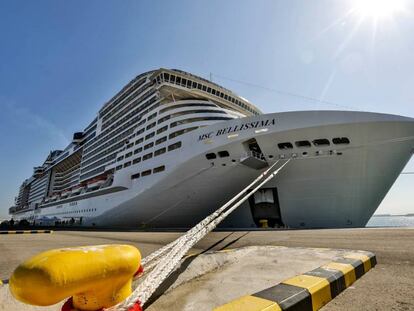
[1,228,413,310]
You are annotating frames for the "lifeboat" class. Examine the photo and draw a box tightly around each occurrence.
[86,176,107,190]
[61,191,70,198]
[71,187,82,195]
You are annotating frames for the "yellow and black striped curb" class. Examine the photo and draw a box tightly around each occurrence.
[0,230,53,234]
[215,251,376,311]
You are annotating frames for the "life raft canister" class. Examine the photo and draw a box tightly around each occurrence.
[9,244,141,311]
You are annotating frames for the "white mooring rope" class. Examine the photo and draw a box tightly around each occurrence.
[140,160,280,269]
[105,159,290,311]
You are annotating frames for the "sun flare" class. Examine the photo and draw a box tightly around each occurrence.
[352,0,406,19]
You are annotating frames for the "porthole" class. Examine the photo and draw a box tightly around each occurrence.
[143,153,153,161]
[218,151,230,158]
[133,157,141,164]
[154,148,166,156]
[153,165,165,173]
[313,139,330,146]
[142,170,151,176]
[168,142,182,151]
[278,142,293,150]
[144,142,154,150]
[332,137,350,145]
[206,153,216,160]
[295,140,311,148]
[131,173,140,180]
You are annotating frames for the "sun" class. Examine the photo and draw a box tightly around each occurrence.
[352,0,406,19]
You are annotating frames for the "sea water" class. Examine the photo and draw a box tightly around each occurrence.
[366,215,414,227]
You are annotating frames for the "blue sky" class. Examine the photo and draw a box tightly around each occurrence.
[0,0,413,218]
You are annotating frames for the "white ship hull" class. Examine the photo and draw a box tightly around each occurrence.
[14,111,414,229]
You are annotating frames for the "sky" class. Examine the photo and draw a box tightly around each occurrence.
[0,0,413,218]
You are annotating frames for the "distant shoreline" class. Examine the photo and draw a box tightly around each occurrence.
[373,214,414,217]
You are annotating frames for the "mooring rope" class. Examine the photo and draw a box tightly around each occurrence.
[140,160,280,268]
[106,159,290,311]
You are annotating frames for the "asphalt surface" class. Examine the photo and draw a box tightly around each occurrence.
[0,228,413,310]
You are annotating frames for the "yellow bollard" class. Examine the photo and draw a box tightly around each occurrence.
[9,244,141,311]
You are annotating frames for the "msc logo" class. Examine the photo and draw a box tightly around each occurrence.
[198,132,214,141]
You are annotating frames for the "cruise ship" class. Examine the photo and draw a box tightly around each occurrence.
[9,69,414,228]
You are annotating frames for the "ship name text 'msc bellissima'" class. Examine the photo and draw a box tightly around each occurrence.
[9,69,414,228]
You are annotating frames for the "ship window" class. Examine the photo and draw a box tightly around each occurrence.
[125,152,132,158]
[157,125,168,134]
[164,73,170,80]
[206,153,216,160]
[169,126,198,139]
[153,165,165,173]
[168,141,182,151]
[137,119,146,127]
[158,115,171,124]
[131,173,140,180]
[147,112,157,120]
[181,78,187,86]
[167,109,226,121]
[278,142,293,150]
[124,161,131,168]
[207,87,212,93]
[171,116,232,128]
[160,103,217,114]
[143,153,153,161]
[154,148,166,156]
[295,140,311,148]
[218,151,230,158]
[117,156,124,161]
[145,132,155,140]
[333,137,350,145]
[116,165,122,170]
[134,147,142,154]
[146,122,156,130]
[156,136,167,145]
[133,157,141,164]
[313,139,330,146]
[136,128,145,135]
[127,143,134,148]
[142,170,151,176]
[202,85,207,91]
[135,138,144,145]
[144,142,154,150]
[192,81,197,88]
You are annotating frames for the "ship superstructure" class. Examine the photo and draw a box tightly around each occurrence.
[10,69,260,220]
[9,69,414,228]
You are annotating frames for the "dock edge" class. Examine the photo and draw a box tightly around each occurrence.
[214,251,377,311]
